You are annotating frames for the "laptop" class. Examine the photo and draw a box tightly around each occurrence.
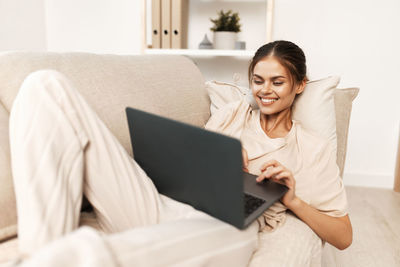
[126,107,288,229]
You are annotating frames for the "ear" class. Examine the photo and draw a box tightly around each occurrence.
[295,79,306,95]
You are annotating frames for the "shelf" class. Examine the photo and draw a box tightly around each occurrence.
[144,49,255,57]
[142,0,274,57]
[199,0,264,2]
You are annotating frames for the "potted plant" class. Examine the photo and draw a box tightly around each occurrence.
[210,10,241,50]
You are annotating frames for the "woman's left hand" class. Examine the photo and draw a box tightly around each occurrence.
[256,160,297,209]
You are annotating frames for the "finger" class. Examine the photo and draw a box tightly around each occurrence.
[275,171,292,180]
[256,173,269,182]
[256,173,264,182]
[260,159,281,171]
[242,148,249,168]
[263,166,285,178]
[271,177,287,186]
[273,172,294,187]
[257,166,284,182]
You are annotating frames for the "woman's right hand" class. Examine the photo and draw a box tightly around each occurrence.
[242,148,249,173]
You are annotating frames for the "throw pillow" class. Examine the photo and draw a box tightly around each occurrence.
[292,76,340,154]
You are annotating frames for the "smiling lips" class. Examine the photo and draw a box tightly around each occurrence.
[260,97,278,105]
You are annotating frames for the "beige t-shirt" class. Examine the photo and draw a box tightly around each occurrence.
[204,82,349,232]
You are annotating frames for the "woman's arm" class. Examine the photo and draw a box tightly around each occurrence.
[287,197,352,250]
[256,160,353,250]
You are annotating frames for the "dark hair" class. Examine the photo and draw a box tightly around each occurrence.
[248,40,307,86]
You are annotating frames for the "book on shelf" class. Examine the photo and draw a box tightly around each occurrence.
[151,0,161,48]
[161,0,171,48]
[150,0,188,49]
[171,0,188,49]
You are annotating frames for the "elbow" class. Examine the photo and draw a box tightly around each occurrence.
[336,225,353,250]
[337,236,352,250]
[333,215,353,250]
[326,234,352,250]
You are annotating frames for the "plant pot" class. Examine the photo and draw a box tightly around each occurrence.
[213,31,237,50]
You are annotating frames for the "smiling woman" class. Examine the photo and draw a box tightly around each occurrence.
[204,40,353,266]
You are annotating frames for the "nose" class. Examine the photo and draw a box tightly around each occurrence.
[260,82,273,94]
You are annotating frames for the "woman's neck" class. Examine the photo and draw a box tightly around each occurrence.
[260,108,293,138]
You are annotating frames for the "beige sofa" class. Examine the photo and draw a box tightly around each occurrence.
[0,52,358,265]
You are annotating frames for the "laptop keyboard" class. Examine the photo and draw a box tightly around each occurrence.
[244,193,266,218]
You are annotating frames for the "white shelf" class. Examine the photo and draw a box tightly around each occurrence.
[200,0,265,3]
[142,0,274,56]
[199,0,264,2]
[144,48,255,57]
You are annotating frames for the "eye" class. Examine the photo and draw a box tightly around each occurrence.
[253,80,263,85]
[273,81,284,86]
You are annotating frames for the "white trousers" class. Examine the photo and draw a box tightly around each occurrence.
[9,70,258,267]
[249,212,323,267]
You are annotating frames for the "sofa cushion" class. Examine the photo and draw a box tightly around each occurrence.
[0,52,211,157]
[334,88,359,177]
[0,102,17,242]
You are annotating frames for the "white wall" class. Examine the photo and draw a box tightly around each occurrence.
[272,0,400,188]
[0,0,47,51]
[45,0,143,54]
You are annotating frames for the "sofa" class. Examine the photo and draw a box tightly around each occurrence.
[0,52,359,265]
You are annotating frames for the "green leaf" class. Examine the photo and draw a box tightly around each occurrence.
[209,9,241,32]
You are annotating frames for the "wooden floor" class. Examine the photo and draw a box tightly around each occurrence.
[322,186,400,267]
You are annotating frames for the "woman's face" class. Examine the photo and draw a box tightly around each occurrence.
[251,56,305,116]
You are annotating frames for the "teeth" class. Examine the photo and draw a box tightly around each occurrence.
[261,98,277,103]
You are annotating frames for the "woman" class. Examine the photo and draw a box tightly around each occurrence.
[8,40,351,267]
[205,40,352,265]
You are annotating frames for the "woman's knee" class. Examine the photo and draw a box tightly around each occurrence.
[11,70,71,115]
[22,69,69,95]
